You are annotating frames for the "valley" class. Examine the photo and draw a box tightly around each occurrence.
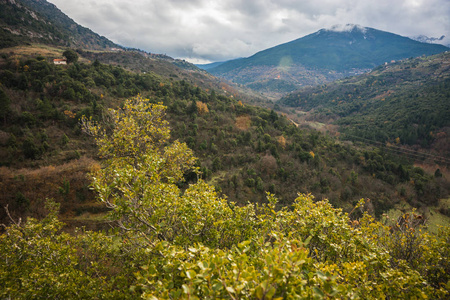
[0,0,449,298]
[0,42,448,232]
[0,0,448,239]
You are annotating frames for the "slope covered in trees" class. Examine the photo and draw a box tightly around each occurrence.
[0,0,121,50]
[279,52,450,158]
[1,98,448,299]
[1,47,448,228]
[0,2,448,297]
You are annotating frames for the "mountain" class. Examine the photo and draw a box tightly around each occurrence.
[208,24,450,99]
[279,52,450,158]
[0,0,266,103]
[0,0,122,50]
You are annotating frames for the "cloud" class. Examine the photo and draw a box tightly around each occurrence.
[48,0,450,63]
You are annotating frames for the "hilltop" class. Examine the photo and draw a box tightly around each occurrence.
[208,25,449,99]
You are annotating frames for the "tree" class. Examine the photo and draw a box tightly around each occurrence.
[0,87,11,125]
[196,101,209,114]
[22,137,40,159]
[277,135,286,149]
[82,96,192,240]
[435,168,442,178]
[63,49,78,64]
[81,96,241,248]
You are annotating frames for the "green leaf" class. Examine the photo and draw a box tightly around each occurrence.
[255,286,264,299]
[197,261,208,270]
[186,270,196,279]
[266,286,276,299]
[304,235,312,246]
[313,287,324,298]
[212,282,223,291]
[182,284,191,294]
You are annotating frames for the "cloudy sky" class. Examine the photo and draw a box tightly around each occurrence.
[47,0,450,64]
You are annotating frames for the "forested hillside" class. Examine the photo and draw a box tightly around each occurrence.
[280,52,450,159]
[0,47,448,229]
[0,0,121,50]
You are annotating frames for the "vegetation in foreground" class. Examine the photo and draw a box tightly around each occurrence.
[1,97,449,299]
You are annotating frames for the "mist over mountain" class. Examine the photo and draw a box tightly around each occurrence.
[196,61,227,71]
[208,25,449,99]
[411,34,446,45]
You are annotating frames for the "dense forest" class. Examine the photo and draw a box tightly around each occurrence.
[279,53,450,158]
[1,49,448,229]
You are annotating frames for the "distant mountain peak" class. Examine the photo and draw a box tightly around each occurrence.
[209,25,449,98]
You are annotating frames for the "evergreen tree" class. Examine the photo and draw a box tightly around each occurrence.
[0,88,11,125]
[63,49,78,64]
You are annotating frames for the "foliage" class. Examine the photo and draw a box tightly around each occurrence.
[0,199,140,299]
[362,212,450,290]
[135,210,448,299]
[81,96,203,244]
[280,52,450,156]
[196,100,209,114]
[2,98,449,298]
[1,49,447,225]
[63,49,78,64]
[0,0,120,50]
[0,87,10,124]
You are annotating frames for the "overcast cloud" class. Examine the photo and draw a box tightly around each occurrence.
[47,0,450,64]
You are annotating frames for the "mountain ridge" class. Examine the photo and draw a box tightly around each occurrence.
[0,0,122,50]
[208,25,449,98]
